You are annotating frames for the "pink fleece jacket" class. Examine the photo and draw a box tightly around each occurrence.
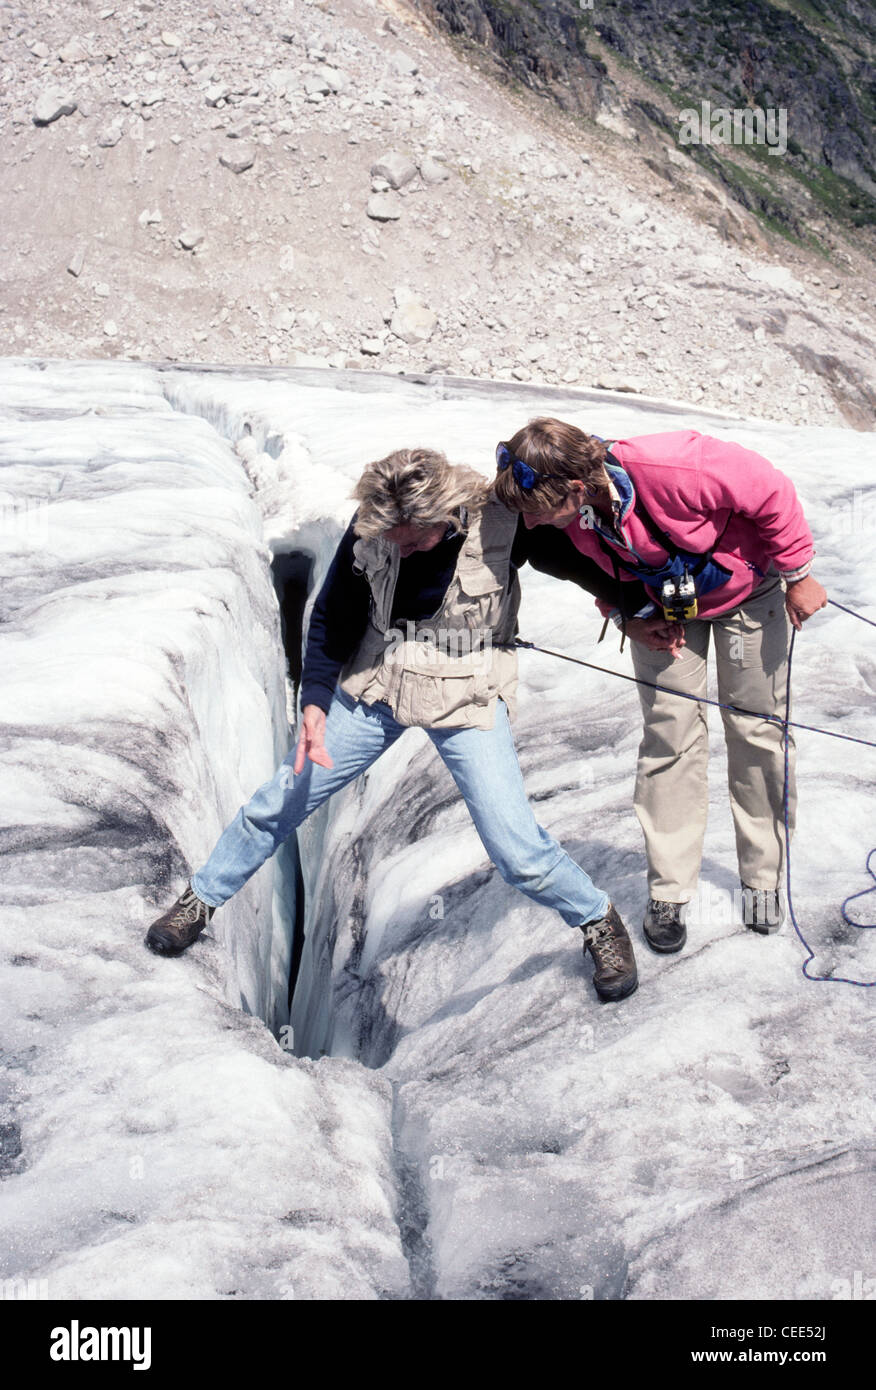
[567,430,814,619]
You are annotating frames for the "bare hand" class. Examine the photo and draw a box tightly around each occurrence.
[293,704,334,775]
[625,616,687,658]
[785,574,827,631]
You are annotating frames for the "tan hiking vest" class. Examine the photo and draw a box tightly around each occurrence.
[338,500,520,729]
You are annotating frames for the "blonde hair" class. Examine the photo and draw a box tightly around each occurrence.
[493,417,608,513]
[352,447,491,539]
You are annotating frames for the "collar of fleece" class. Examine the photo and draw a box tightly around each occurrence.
[604,457,636,526]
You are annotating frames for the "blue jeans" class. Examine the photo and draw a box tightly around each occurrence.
[191,689,609,928]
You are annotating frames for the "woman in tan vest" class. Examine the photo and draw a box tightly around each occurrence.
[145,447,645,1003]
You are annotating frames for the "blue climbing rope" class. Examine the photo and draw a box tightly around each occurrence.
[784,609,875,988]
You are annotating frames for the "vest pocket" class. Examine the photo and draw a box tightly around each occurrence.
[396,637,495,678]
[454,561,506,598]
[399,670,485,726]
[394,638,496,726]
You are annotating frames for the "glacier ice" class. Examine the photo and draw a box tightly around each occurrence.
[0,357,873,1301]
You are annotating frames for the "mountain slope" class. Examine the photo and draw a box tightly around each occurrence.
[0,0,874,425]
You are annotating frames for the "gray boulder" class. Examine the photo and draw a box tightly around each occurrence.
[33,92,78,125]
[370,152,417,189]
[96,124,124,148]
[367,194,402,222]
[178,228,205,250]
[314,66,347,93]
[303,73,331,96]
[389,51,418,76]
[419,157,449,185]
[219,147,256,173]
[390,287,437,344]
[58,39,89,63]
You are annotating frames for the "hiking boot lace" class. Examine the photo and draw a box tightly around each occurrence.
[171,887,209,928]
[583,920,625,971]
[650,900,680,925]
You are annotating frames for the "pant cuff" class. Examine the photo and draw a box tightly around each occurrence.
[189,873,225,909]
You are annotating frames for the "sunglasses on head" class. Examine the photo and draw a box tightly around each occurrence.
[495,443,567,492]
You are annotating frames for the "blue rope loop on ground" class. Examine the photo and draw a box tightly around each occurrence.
[516,596,876,987]
[840,848,876,929]
[783,628,874,987]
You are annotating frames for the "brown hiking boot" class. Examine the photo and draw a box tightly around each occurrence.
[580,904,638,1002]
[643,898,688,954]
[145,884,215,956]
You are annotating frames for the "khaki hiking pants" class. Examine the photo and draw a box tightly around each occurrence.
[630,578,796,902]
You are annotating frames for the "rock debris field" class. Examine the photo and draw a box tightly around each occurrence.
[1,0,875,428]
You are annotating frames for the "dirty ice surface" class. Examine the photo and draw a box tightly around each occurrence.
[0,358,872,1301]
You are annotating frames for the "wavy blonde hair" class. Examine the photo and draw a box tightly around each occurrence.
[352,447,491,539]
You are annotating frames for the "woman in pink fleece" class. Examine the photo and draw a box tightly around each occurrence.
[494,417,827,954]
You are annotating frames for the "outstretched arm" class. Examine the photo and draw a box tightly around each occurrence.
[512,516,650,616]
[512,517,686,654]
[296,518,371,768]
[293,704,334,774]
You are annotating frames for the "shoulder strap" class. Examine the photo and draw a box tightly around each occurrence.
[604,449,680,560]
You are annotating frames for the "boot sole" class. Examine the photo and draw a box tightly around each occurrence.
[595,971,638,1002]
[643,926,687,954]
[740,887,784,934]
[144,927,200,957]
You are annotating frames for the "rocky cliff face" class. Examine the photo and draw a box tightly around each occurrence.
[424,0,876,236]
[431,0,610,115]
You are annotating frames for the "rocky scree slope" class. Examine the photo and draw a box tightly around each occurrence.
[0,0,874,427]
